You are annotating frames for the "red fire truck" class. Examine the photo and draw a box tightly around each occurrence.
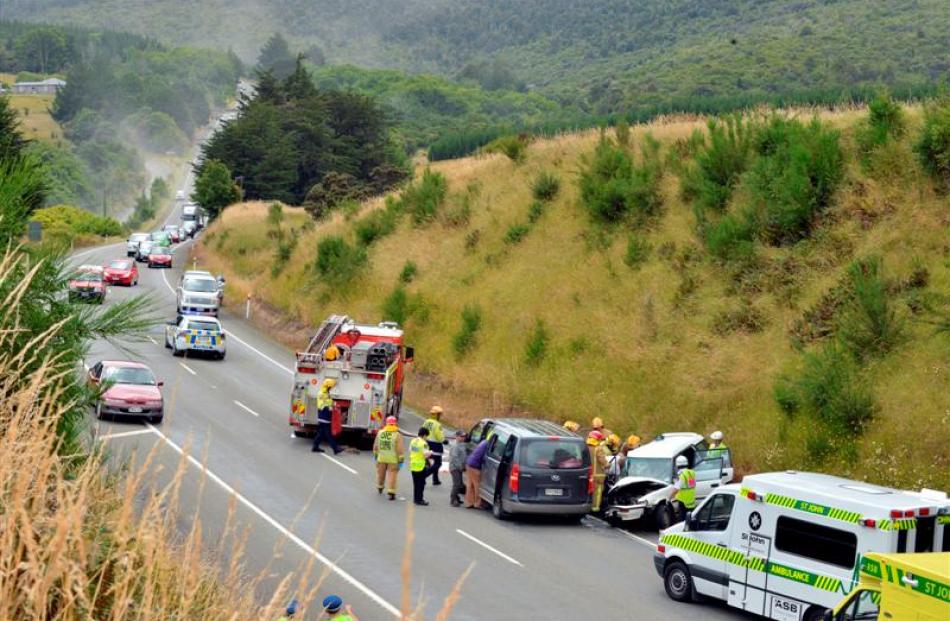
[290,315,413,439]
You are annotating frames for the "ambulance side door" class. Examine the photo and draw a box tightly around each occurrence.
[685,492,737,600]
[727,500,772,618]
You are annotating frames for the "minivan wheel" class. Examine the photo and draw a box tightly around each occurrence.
[654,504,673,531]
[803,606,829,621]
[663,561,694,603]
[491,492,509,520]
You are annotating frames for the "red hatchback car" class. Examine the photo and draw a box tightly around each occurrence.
[147,246,173,268]
[103,258,139,286]
[88,360,164,424]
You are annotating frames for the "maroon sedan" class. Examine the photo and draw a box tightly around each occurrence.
[147,246,173,268]
[103,258,139,286]
[162,225,182,243]
[68,265,106,303]
[88,360,164,424]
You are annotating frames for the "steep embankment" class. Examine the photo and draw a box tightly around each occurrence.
[195,104,948,491]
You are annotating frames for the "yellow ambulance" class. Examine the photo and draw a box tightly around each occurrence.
[827,552,949,620]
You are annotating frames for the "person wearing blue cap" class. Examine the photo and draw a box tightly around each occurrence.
[278,598,298,621]
[322,594,359,620]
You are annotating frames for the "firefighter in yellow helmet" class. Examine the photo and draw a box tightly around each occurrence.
[587,430,608,513]
[324,344,340,361]
[373,416,405,500]
[311,378,342,454]
[563,420,580,433]
[422,406,446,486]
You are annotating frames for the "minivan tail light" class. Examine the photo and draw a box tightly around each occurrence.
[918,508,930,517]
[297,366,317,374]
[509,463,520,494]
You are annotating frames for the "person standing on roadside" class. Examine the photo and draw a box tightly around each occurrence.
[464,434,491,509]
[311,378,343,455]
[422,405,447,486]
[373,416,404,500]
[321,595,359,620]
[448,430,469,507]
[410,427,433,506]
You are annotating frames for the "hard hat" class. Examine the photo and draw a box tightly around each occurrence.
[322,378,336,389]
[626,434,641,447]
[710,430,723,441]
[592,416,604,429]
[563,420,580,432]
[588,430,604,442]
[286,599,299,615]
[607,433,621,447]
[322,595,343,613]
[430,405,443,416]
[385,416,398,427]
[675,455,689,468]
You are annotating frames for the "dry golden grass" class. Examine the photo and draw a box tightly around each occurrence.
[197,105,948,491]
[7,93,64,143]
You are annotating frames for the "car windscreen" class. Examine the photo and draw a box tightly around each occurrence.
[624,457,673,482]
[149,247,169,255]
[73,271,102,281]
[187,321,220,332]
[139,242,153,252]
[183,278,216,293]
[108,260,131,269]
[521,438,590,469]
[130,233,149,242]
[102,366,156,385]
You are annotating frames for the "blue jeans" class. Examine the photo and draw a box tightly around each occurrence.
[311,421,340,452]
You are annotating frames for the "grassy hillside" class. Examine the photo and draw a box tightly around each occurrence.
[9,0,948,116]
[2,87,63,143]
[194,103,949,491]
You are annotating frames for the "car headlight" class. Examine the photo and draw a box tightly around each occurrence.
[146,400,163,408]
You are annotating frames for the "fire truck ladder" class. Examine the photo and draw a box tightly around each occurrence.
[306,314,349,354]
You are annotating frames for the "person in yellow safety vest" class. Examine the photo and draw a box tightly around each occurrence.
[277,598,298,620]
[311,379,343,454]
[587,430,608,513]
[373,416,405,500]
[324,344,340,361]
[669,455,697,522]
[563,420,580,433]
[707,430,727,458]
[410,427,433,506]
[422,405,446,486]
[321,595,359,620]
[605,433,621,456]
[591,416,614,441]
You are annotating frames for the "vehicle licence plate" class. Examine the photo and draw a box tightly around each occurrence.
[544,488,564,496]
[127,407,143,413]
[196,337,211,345]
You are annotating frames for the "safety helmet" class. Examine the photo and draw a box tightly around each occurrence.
[607,433,621,448]
[563,420,580,432]
[385,416,398,427]
[626,434,641,448]
[285,599,299,616]
[322,595,343,613]
[322,378,336,390]
[591,416,604,429]
[710,430,723,441]
[587,430,605,445]
[675,455,689,468]
[429,405,443,417]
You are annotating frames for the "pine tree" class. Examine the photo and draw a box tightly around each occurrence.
[256,33,296,80]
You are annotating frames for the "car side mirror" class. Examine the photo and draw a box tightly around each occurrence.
[685,511,696,531]
[404,345,414,362]
[157,381,164,387]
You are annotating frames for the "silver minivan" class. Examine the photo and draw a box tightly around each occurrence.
[468,418,592,521]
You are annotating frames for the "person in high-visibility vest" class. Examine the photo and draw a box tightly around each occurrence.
[321,595,359,620]
[587,430,608,513]
[422,405,446,486]
[373,416,405,500]
[707,430,727,458]
[277,598,298,621]
[669,455,696,521]
[410,427,433,506]
[563,420,580,433]
[311,378,342,454]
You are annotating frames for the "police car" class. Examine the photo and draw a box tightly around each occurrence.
[164,315,226,359]
[654,471,950,621]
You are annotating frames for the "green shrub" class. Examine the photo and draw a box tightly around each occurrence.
[856,92,905,166]
[31,204,124,238]
[314,236,366,284]
[532,171,560,201]
[452,304,482,358]
[681,115,751,213]
[523,319,548,366]
[354,203,399,246]
[400,168,448,225]
[914,97,950,189]
[614,121,631,148]
[744,116,845,245]
[399,260,418,284]
[504,223,530,245]
[381,285,409,325]
[837,257,904,360]
[271,229,298,276]
[703,212,755,262]
[527,200,545,223]
[623,233,651,268]
[579,139,662,224]
[485,134,528,163]
[267,202,284,228]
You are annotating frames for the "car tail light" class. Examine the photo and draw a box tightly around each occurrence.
[587,466,594,495]
[657,544,665,554]
[904,510,915,518]
[367,373,384,380]
[891,509,915,518]
[509,463,520,494]
[297,366,316,374]
[918,508,930,517]
[859,518,877,528]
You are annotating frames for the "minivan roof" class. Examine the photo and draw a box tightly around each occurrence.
[629,432,704,458]
[488,418,582,439]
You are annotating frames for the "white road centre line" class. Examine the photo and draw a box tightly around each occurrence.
[99,428,159,441]
[322,453,359,475]
[147,336,158,345]
[456,529,523,567]
[144,424,400,617]
[179,362,197,376]
[233,400,260,417]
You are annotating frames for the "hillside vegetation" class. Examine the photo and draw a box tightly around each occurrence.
[196,100,950,492]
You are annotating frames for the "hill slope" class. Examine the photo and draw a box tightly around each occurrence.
[7,1,949,114]
[194,103,949,491]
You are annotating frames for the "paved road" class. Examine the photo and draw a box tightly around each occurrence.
[74,149,752,621]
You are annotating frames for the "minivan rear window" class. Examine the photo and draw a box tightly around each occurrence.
[521,439,589,469]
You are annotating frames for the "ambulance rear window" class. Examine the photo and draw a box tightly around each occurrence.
[775,516,857,569]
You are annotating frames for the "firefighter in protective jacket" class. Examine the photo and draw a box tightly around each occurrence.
[373,416,404,500]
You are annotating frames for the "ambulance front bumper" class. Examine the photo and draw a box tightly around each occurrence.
[653,553,666,576]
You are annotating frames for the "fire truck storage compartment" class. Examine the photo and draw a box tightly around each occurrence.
[368,342,398,372]
[350,341,374,368]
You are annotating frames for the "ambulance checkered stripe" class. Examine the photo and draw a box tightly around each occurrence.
[738,491,862,525]
[877,518,917,531]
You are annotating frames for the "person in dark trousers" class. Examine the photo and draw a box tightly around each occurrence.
[409,427,433,505]
[448,430,469,507]
[422,405,447,485]
[311,378,342,455]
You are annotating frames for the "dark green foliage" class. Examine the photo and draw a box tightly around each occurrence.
[399,260,418,284]
[354,202,400,246]
[267,202,284,228]
[527,200,545,223]
[681,116,751,213]
[523,319,548,366]
[0,97,27,162]
[272,229,299,276]
[314,236,367,285]
[703,212,755,262]
[192,160,241,220]
[531,171,560,202]
[856,92,905,166]
[615,121,631,148]
[915,98,950,189]
[504,223,530,245]
[452,304,483,358]
[623,233,651,269]
[0,155,47,244]
[12,26,71,73]
[26,142,95,208]
[485,134,528,163]
[837,257,904,360]
[381,286,410,326]
[579,138,662,225]
[256,33,296,80]
[399,169,448,225]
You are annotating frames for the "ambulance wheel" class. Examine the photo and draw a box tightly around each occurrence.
[663,560,695,603]
[803,606,829,621]
[654,504,673,531]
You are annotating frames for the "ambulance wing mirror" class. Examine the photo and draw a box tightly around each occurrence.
[685,511,696,531]
[404,346,414,362]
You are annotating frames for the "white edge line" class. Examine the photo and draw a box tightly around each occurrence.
[99,428,159,441]
[233,400,260,417]
[322,453,358,475]
[146,423,401,617]
[585,516,658,550]
[179,362,197,376]
[456,529,523,567]
[147,336,158,345]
